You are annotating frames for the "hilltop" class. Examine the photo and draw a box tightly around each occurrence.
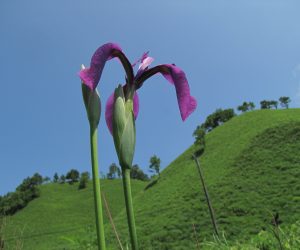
[4,109,300,249]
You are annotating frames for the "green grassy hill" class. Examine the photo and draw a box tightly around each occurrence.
[3,180,146,250]
[4,109,300,249]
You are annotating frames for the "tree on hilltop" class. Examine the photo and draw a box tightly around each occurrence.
[107,163,120,179]
[237,102,256,113]
[279,96,291,109]
[130,164,149,181]
[59,175,66,184]
[260,100,278,110]
[193,126,206,147]
[270,100,278,109]
[248,102,255,110]
[43,176,51,183]
[203,108,235,131]
[237,102,249,113]
[149,155,161,178]
[260,100,271,109]
[53,173,59,183]
[66,169,79,184]
[31,173,43,185]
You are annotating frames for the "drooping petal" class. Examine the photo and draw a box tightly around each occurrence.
[105,91,139,134]
[162,64,197,120]
[79,43,133,90]
[135,64,197,121]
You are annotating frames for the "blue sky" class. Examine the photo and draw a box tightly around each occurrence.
[1,0,300,194]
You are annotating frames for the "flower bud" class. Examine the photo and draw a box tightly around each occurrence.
[81,65,101,127]
[112,85,136,169]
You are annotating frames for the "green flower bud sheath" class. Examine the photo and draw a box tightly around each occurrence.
[113,85,138,250]
[82,84,106,250]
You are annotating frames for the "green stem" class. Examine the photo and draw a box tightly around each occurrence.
[90,124,106,250]
[122,168,138,250]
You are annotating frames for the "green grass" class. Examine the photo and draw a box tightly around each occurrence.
[4,109,300,249]
[105,109,300,249]
[211,122,300,239]
[202,221,300,249]
[3,179,146,250]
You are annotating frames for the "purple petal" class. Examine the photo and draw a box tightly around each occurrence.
[135,56,154,79]
[161,64,197,120]
[138,57,154,71]
[133,92,140,119]
[132,51,149,67]
[105,91,139,134]
[78,43,123,90]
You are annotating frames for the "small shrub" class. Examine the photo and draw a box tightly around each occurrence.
[78,172,90,190]
[66,169,80,184]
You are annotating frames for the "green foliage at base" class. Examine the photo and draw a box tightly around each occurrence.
[202,221,300,249]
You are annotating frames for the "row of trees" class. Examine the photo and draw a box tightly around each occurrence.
[0,158,162,216]
[52,159,162,189]
[0,170,91,216]
[237,96,291,113]
[193,96,292,147]
[53,170,90,190]
[1,157,162,215]
[51,156,162,189]
[106,155,161,181]
[202,108,235,131]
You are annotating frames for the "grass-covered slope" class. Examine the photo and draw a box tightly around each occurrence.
[213,122,300,238]
[106,109,300,249]
[4,179,146,250]
[4,109,300,250]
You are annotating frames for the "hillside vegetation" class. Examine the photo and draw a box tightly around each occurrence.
[3,180,146,250]
[3,109,300,249]
[107,109,300,249]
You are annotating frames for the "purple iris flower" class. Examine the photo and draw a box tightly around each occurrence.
[79,42,197,133]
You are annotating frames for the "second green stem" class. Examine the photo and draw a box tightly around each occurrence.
[90,125,106,250]
[122,168,138,250]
